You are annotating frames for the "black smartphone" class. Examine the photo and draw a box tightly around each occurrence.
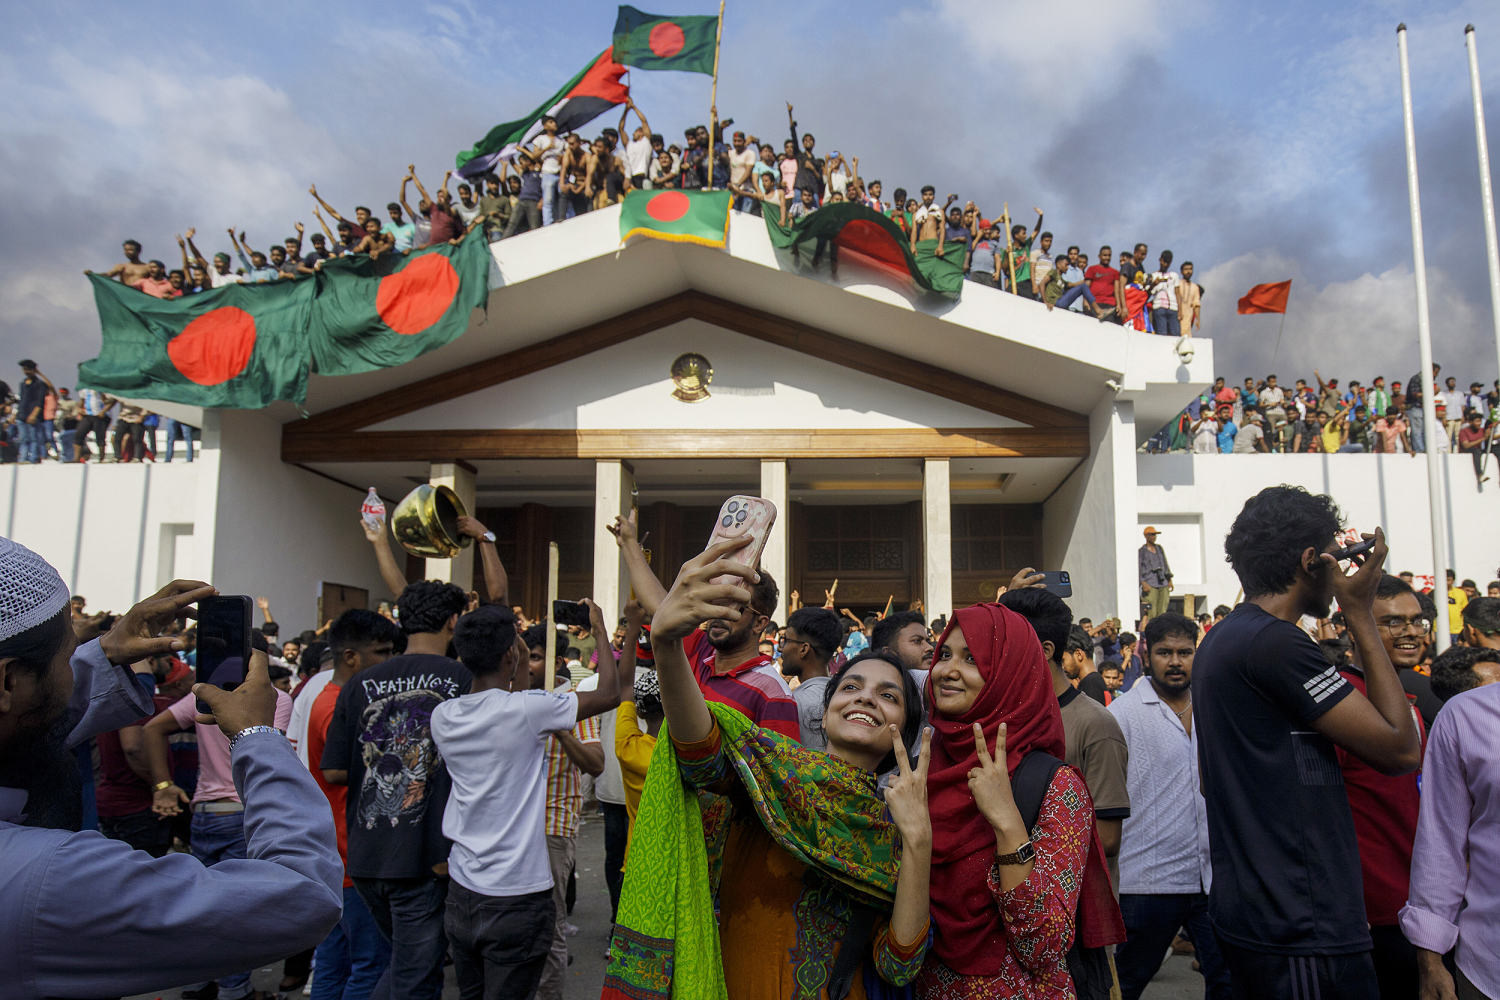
[195,595,252,714]
[1332,538,1375,561]
[552,600,592,628]
[1038,571,1073,598]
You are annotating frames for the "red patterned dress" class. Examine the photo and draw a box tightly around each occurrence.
[915,767,1094,999]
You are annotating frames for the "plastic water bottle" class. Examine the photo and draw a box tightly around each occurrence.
[361,488,386,532]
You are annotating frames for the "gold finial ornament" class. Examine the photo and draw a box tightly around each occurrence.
[670,352,713,402]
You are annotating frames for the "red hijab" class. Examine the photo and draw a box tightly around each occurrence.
[924,603,1124,974]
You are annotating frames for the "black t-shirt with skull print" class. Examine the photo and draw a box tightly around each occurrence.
[322,653,472,879]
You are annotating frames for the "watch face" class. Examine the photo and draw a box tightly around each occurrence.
[482,531,496,543]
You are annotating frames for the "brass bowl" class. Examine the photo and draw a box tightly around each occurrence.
[390,484,471,558]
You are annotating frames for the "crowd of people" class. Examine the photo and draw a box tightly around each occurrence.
[0,360,198,464]
[1150,365,1500,482]
[4,482,1499,1000]
[81,99,1207,337]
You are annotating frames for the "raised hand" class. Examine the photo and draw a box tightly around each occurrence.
[1319,526,1387,614]
[255,596,270,612]
[653,538,755,644]
[175,234,185,247]
[968,721,1021,834]
[99,580,216,665]
[1006,567,1045,592]
[884,725,932,848]
[360,518,383,544]
[623,598,646,630]
[194,647,278,742]
[185,227,196,240]
[606,508,639,547]
[295,221,304,234]
[308,184,318,196]
[455,515,491,540]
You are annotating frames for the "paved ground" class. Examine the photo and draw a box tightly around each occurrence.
[132,809,1204,999]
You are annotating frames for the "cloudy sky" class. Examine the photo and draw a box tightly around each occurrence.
[2,0,1498,392]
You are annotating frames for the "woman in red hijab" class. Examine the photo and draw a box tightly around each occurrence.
[916,602,1119,999]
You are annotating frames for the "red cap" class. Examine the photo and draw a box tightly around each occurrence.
[164,659,191,686]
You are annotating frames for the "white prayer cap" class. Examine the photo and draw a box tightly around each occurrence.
[0,537,70,643]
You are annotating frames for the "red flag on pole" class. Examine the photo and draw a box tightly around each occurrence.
[1237,280,1292,314]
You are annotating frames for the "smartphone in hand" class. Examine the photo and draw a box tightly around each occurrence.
[705,496,777,594]
[195,595,253,715]
[1038,571,1072,598]
[552,600,593,628]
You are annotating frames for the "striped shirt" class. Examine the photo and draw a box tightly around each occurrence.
[684,630,801,743]
[1110,680,1212,895]
[543,712,600,838]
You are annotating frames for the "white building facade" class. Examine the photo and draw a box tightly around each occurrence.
[4,208,1493,626]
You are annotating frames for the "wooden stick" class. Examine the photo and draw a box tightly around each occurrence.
[544,542,559,692]
[708,0,726,189]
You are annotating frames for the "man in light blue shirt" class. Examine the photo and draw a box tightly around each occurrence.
[382,201,416,252]
[0,539,342,1000]
[229,230,280,282]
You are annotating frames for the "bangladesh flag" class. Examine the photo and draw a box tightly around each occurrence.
[79,275,313,408]
[763,202,966,298]
[612,5,718,74]
[455,49,629,178]
[308,227,492,376]
[620,189,733,248]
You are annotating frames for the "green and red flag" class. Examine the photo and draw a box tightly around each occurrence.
[763,202,966,298]
[620,189,733,247]
[611,5,719,74]
[456,49,629,178]
[308,227,492,376]
[79,274,313,408]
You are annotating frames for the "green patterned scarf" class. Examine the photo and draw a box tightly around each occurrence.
[602,702,900,1000]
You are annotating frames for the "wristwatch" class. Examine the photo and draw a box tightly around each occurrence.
[994,840,1035,866]
[481,530,495,543]
[152,780,172,792]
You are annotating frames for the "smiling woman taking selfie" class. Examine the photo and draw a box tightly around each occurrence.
[919,602,1123,1000]
[603,538,932,1000]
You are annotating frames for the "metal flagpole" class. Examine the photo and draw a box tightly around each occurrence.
[707,0,725,190]
[1466,24,1500,476]
[1397,24,1451,653]
[1271,286,1291,364]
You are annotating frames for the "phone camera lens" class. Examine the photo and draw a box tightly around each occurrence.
[735,509,748,523]
[727,501,740,513]
[721,515,734,527]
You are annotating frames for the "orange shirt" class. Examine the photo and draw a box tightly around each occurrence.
[307,680,351,888]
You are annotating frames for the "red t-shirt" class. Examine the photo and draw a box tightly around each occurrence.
[427,205,462,245]
[95,715,154,818]
[1335,668,1424,926]
[307,680,352,888]
[683,630,801,743]
[1085,265,1120,306]
[1458,425,1486,451]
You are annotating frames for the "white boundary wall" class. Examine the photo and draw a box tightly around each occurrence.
[1136,452,1500,610]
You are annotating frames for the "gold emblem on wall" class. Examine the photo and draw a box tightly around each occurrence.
[670,352,713,402]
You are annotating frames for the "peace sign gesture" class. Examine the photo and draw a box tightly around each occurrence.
[885,725,932,849]
[968,721,1023,835]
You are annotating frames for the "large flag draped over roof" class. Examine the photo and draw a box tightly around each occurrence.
[763,202,966,298]
[309,228,491,376]
[454,49,629,179]
[612,5,719,75]
[619,189,732,247]
[79,275,314,407]
[1237,279,1292,314]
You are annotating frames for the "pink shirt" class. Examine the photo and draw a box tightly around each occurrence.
[168,688,294,804]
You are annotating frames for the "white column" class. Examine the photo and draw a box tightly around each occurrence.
[426,461,476,586]
[760,460,789,622]
[592,460,635,618]
[1110,399,1140,623]
[190,409,223,587]
[923,458,953,617]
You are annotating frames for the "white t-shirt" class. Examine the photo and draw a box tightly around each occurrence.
[432,687,578,896]
[624,137,654,179]
[1440,390,1465,416]
[453,199,482,226]
[530,134,565,174]
[728,147,757,187]
[287,668,335,766]
[1150,271,1179,310]
[1193,417,1220,453]
[210,268,244,287]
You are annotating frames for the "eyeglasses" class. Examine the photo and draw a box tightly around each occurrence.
[1375,616,1431,635]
